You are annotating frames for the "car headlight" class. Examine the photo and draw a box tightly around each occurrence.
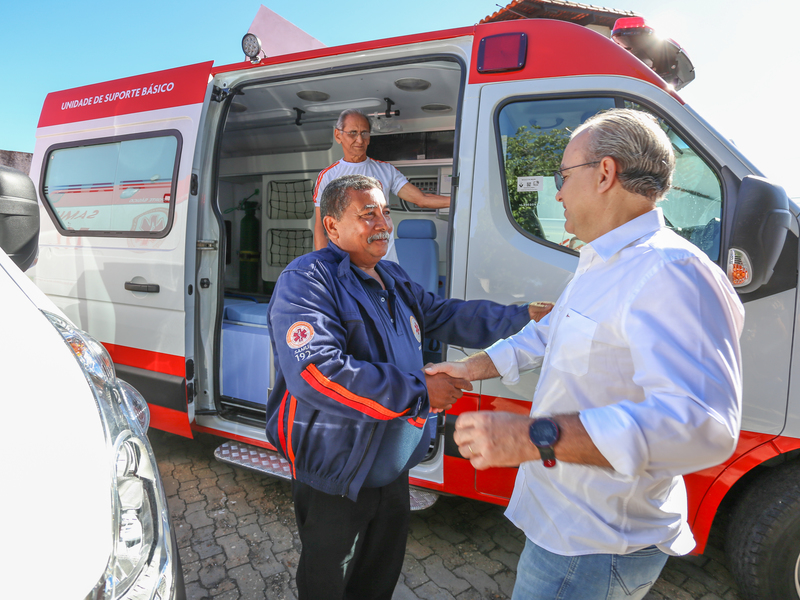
[43,312,177,600]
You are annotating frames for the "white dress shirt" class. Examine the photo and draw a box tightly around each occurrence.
[486,208,744,556]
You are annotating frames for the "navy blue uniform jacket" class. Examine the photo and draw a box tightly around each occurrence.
[265,243,530,501]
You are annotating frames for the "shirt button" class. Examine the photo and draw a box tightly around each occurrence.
[380,297,386,302]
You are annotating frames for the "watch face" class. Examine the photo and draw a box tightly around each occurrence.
[529,418,559,447]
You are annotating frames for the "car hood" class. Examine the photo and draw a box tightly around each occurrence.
[1,256,112,598]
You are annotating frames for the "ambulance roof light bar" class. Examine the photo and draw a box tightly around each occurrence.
[611,16,695,90]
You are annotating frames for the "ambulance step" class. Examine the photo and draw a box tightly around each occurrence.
[213,441,439,511]
[214,442,292,481]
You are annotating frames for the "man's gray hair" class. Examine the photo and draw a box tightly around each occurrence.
[320,175,383,234]
[572,108,675,201]
[335,108,371,132]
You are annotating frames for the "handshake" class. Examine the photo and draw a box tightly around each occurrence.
[423,300,554,413]
[423,361,473,413]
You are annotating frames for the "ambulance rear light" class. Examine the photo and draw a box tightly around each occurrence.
[477,32,527,74]
[727,248,753,288]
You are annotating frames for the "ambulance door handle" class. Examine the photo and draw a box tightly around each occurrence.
[125,281,160,293]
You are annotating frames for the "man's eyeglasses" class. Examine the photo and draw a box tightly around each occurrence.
[338,129,371,140]
[554,161,600,190]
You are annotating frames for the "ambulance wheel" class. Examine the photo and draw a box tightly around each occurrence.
[726,461,800,600]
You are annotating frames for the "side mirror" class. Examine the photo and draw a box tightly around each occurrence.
[725,175,793,294]
[0,165,39,272]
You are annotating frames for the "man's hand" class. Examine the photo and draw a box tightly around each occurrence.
[528,301,555,322]
[424,369,473,413]
[453,411,537,470]
[423,360,470,381]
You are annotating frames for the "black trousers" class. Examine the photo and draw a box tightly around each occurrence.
[291,473,411,600]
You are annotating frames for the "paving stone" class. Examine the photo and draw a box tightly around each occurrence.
[252,541,286,578]
[402,553,431,588]
[198,557,227,588]
[421,555,471,596]
[229,563,266,599]
[413,581,457,600]
[393,576,421,599]
[150,430,745,600]
[487,547,519,572]
[406,537,434,560]
[185,507,214,529]
[185,581,211,599]
[218,532,250,567]
[453,563,501,597]
[492,570,516,598]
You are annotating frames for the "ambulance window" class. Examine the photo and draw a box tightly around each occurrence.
[498,97,615,248]
[42,133,180,237]
[498,98,723,261]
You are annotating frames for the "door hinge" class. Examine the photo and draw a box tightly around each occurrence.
[211,85,231,103]
[450,175,459,188]
[190,173,198,196]
[197,240,218,251]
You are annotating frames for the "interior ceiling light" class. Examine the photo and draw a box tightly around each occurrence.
[304,98,384,113]
[297,90,330,102]
[421,103,452,113]
[394,78,431,92]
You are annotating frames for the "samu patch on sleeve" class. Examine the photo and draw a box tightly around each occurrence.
[287,321,315,349]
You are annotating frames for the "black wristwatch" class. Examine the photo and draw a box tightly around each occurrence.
[529,417,560,468]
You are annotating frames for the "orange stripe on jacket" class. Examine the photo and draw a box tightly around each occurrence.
[277,390,289,457]
[301,363,411,421]
[286,396,298,478]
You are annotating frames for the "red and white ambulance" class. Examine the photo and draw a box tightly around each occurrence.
[28,14,799,599]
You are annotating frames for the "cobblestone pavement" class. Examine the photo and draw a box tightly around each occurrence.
[150,430,744,600]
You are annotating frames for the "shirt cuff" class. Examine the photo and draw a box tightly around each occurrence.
[486,339,521,385]
[580,404,648,477]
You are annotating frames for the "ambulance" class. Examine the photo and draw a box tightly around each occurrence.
[28,12,799,599]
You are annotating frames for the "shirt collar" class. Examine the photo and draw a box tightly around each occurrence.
[350,258,395,291]
[586,208,665,263]
[328,242,393,289]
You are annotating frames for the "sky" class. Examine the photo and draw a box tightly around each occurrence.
[2,0,798,197]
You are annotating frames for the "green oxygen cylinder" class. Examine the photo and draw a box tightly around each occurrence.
[238,200,260,292]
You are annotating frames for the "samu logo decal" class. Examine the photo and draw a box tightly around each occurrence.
[287,321,315,349]
[410,315,422,343]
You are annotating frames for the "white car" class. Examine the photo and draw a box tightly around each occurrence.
[0,164,184,599]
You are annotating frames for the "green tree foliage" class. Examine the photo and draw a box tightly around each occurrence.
[504,125,570,239]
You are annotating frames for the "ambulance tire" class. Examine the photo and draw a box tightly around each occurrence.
[726,461,800,600]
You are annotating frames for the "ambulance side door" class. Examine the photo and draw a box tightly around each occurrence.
[31,62,214,436]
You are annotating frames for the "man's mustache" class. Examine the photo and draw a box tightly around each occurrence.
[368,231,391,244]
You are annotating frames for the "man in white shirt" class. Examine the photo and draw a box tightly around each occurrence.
[313,109,450,262]
[425,109,744,600]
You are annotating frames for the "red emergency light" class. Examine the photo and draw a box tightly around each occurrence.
[611,16,695,90]
[477,32,528,74]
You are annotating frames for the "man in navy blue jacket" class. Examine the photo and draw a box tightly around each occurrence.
[266,174,548,600]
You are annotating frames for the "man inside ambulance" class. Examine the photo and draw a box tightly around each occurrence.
[312,109,450,261]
